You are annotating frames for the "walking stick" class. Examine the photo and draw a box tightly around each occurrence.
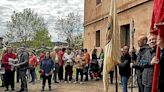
[131,18,135,92]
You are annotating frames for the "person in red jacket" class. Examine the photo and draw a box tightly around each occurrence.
[58,48,66,81]
[2,47,16,91]
[29,50,38,84]
[39,49,46,63]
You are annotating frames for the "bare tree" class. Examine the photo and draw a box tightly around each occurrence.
[6,8,47,45]
[55,12,83,48]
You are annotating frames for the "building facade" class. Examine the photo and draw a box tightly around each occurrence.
[84,0,153,53]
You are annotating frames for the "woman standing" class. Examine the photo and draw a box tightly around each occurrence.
[62,48,74,83]
[90,49,99,80]
[74,49,86,84]
[40,51,54,91]
[29,50,38,84]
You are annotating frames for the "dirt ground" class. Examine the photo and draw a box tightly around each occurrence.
[0,80,138,92]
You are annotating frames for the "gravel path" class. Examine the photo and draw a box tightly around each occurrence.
[0,80,138,92]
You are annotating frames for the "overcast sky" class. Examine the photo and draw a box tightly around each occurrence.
[0,0,84,42]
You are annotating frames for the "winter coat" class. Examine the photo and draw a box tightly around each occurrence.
[159,49,164,90]
[119,53,131,77]
[140,47,156,87]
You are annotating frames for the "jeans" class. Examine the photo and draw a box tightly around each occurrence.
[83,66,89,81]
[58,65,63,80]
[16,69,20,83]
[30,68,35,82]
[53,63,59,82]
[137,76,144,92]
[19,70,27,90]
[144,86,151,92]
[65,65,73,81]
[121,76,129,92]
[4,70,15,89]
[42,75,52,89]
[76,69,83,82]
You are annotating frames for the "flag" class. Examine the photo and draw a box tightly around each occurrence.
[103,0,120,92]
[150,0,164,92]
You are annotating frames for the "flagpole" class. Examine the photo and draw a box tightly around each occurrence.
[151,28,161,92]
[152,47,160,92]
[131,18,135,92]
[115,65,118,92]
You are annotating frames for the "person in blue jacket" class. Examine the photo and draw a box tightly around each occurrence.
[40,51,54,91]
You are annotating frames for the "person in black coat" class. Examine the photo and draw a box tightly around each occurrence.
[118,46,131,92]
[90,49,99,80]
[151,36,164,92]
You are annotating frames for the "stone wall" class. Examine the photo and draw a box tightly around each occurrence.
[84,0,153,54]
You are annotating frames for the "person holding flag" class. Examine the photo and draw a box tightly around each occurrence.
[151,35,164,92]
[103,0,121,92]
[118,46,131,92]
[149,0,164,92]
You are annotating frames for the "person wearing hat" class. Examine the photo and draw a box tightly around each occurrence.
[28,50,38,84]
[50,47,59,83]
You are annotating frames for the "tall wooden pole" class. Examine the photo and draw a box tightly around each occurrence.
[131,18,135,92]
[115,66,118,92]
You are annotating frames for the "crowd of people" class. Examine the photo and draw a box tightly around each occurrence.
[118,34,164,92]
[0,46,107,92]
[0,34,164,92]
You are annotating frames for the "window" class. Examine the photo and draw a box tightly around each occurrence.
[96,30,100,47]
[120,24,130,46]
[96,0,102,5]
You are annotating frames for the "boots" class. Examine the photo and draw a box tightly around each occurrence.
[49,85,51,91]
[41,85,45,91]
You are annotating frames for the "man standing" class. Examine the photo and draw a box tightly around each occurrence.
[131,36,149,92]
[151,35,164,92]
[2,47,16,91]
[140,34,157,92]
[118,46,131,92]
[50,47,59,83]
[58,48,66,81]
[14,47,29,92]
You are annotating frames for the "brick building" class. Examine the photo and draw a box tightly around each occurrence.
[84,0,153,53]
